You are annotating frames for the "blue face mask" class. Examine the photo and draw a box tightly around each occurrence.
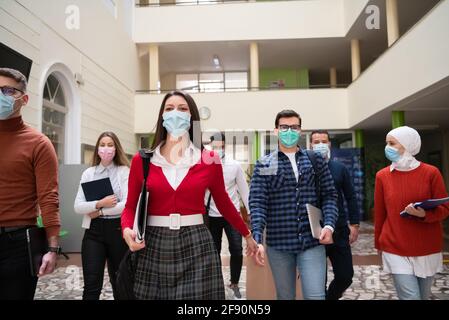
[162,110,191,138]
[0,93,15,120]
[279,129,300,148]
[385,145,401,162]
[313,143,330,159]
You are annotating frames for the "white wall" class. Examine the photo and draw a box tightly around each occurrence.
[134,0,347,43]
[0,0,142,159]
[15,0,141,90]
[134,89,349,133]
[348,0,449,128]
[344,0,370,31]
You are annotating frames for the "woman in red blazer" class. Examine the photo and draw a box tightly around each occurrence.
[121,90,259,300]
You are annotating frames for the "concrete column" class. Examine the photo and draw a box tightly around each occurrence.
[149,44,159,93]
[351,39,361,81]
[250,42,259,90]
[386,0,400,47]
[392,111,405,128]
[330,67,337,88]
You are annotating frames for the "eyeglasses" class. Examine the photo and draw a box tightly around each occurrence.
[278,124,301,132]
[0,86,25,99]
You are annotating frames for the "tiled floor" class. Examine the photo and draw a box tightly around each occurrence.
[34,222,449,300]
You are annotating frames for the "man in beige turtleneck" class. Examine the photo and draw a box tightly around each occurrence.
[0,67,61,300]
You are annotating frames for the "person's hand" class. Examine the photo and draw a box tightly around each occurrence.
[89,210,101,219]
[98,195,117,208]
[405,204,426,218]
[349,224,360,244]
[38,252,57,277]
[319,227,334,245]
[123,228,145,252]
[253,244,265,267]
[244,234,258,257]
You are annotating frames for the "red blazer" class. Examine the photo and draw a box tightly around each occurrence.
[121,149,250,237]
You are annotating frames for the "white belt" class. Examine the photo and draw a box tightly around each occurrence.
[147,214,204,230]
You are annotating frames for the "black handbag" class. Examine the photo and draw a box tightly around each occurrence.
[115,149,153,300]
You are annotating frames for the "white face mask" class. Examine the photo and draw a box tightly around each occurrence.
[162,110,191,138]
[312,143,330,160]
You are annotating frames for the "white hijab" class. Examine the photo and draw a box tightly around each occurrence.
[387,126,421,172]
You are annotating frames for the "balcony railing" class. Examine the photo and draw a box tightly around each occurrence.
[136,83,350,94]
[135,0,303,7]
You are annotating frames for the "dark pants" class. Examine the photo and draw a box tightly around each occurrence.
[81,218,128,300]
[325,225,354,300]
[208,216,243,285]
[0,228,38,300]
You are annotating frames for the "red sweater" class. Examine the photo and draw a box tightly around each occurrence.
[0,117,60,238]
[121,149,250,237]
[374,163,449,256]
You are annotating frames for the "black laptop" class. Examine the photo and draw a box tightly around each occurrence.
[26,227,47,276]
[81,177,114,201]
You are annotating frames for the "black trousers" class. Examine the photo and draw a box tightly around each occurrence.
[81,218,128,300]
[325,225,354,300]
[208,216,243,285]
[0,228,38,300]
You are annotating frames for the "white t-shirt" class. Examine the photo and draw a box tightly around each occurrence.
[284,152,299,182]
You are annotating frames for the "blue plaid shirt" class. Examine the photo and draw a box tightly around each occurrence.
[249,149,338,252]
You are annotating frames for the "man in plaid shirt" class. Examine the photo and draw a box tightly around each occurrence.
[250,110,338,300]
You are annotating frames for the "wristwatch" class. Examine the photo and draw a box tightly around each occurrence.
[48,246,62,255]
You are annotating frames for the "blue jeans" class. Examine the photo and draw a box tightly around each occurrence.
[392,274,434,300]
[267,245,326,300]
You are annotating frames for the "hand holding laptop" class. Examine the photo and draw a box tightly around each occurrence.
[400,196,449,219]
[306,204,333,244]
[123,228,145,252]
[403,203,426,218]
[97,194,118,208]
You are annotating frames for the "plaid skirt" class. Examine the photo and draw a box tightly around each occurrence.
[134,224,225,300]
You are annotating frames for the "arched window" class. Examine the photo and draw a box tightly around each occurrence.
[42,74,67,163]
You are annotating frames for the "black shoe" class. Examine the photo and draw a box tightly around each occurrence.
[229,285,242,300]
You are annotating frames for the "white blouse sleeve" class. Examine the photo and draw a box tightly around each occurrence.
[74,168,99,215]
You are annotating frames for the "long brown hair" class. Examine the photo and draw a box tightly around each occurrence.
[91,131,130,167]
[150,90,203,150]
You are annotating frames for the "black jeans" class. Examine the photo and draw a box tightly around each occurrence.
[325,225,354,300]
[208,216,243,285]
[81,218,128,300]
[0,228,38,300]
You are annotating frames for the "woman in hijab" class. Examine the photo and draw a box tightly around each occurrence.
[374,126,449,300]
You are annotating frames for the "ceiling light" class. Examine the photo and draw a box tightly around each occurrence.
[213,55,220,68]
